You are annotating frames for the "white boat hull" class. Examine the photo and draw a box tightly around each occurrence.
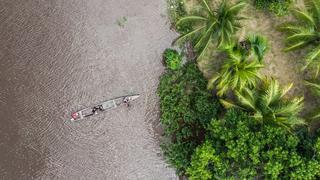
[70,94,139,121]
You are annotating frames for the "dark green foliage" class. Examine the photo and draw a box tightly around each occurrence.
[254,0,292,16]
[158,63,220,174]
[163,49,182,70]
[187,109,320,179]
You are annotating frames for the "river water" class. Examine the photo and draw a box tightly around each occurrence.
[0,0,177,179]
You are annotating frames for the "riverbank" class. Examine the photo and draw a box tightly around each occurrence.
[159,0,320,178]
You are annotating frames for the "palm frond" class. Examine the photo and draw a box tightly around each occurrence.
[262,78,281,106]
[216,70,232,96]
[209,39,263,96]
[235,90,256,111]
[231,78,304,129]
[280,83,293,98]
[287,117,306,127]
[305,0,320,21]
[242,87,256,103]
[227,48,242,62]
[217,70,232,89]
[311,109,320,119]
[279,23,304,33]
[274,97,304,116]
[217,29,227,48]
[303,45,320,72]
[238,62,263,89]
[286,32,317,44]
[194,22,217,49]
[217,84,230,97]
[284,41,308,51]
[173,26,206,45]
[244,61,264,70]
[172,0,244,60]
[197,34,212,59]
[227,1,246,15]
[291,9,315,25]
[220,99,240,109]
[176,16,208,26]
[207,73,221,89]
[231,73,240,90]
[252,111,263,122]
[304,80,320,121]
[246,34,268,61]
[305,80,320,96]
[201,0,213,16]
[226,20,235,34]
[281,0,320,77]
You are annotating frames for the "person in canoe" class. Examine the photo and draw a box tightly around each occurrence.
[123,97,130,107]
[92,106,99,114]
[71,112,79,120]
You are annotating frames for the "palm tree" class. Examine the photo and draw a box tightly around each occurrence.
[174,0,246,59]
[245,34,267,62]
[305,80,320,119]
[279,0,320,77]
[221,78,305,129]
[208,34,267,96]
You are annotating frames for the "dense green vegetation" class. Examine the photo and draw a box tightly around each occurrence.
[159,0,320,178]
[187,109,320,179]
[254,0,292,16]
[163,48,182,70]
[158,63,220,174]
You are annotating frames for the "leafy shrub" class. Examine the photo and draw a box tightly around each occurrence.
[187,109,320,179]
[254,0,292,16]
[163,48,182,70]
[158,63,220,174]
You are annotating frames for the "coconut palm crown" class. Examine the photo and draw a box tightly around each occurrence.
[174,0,246,59]
[280,0,320,77]
[208,34,267,96]
[221,78,305,130]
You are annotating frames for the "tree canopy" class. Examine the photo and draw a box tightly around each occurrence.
[187,109,320,179]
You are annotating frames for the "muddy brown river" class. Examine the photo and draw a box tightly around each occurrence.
[0,0,177,179]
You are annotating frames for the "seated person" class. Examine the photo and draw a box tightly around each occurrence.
[92,106,98,114]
